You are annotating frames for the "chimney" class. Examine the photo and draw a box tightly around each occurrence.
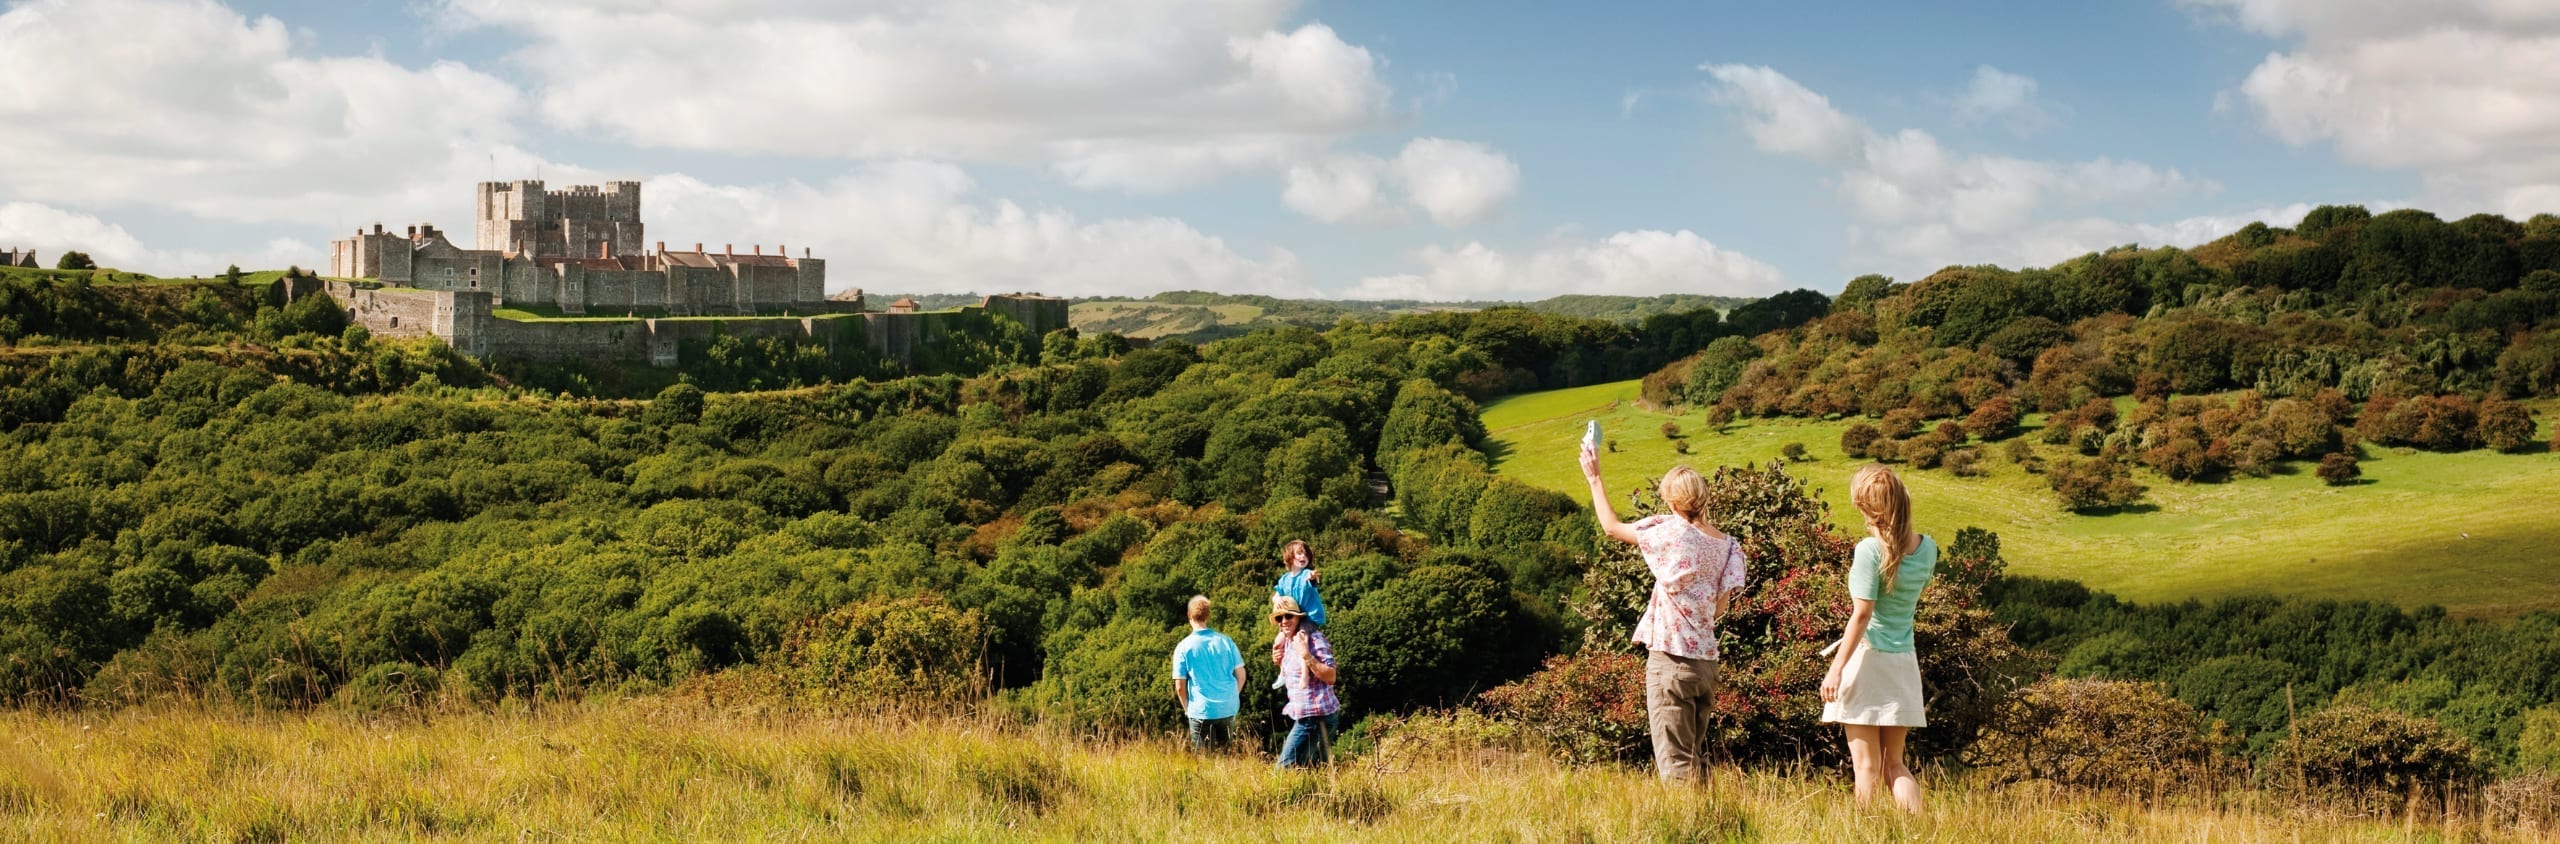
[406,225,416,238]
[694,242,703,253]
[753,244,762,256]
[656,241,666,253]
[724,243,733,256]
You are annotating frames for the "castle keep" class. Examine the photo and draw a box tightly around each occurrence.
[330,180,826,316]
[308,179,1069,368]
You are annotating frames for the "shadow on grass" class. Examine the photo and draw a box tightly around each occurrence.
[2067,503,2162,517]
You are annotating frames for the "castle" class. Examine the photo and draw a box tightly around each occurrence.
[306,180,1068,367]
[329,181,827,315]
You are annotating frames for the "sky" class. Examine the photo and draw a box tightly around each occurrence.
[0,0,2551,300]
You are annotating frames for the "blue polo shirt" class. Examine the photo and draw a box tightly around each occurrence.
[1170,628,1244,720]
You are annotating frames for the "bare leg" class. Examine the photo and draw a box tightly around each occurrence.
[1840,724,1883,806]
[1879,726,1924,814]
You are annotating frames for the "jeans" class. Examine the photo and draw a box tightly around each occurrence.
[1275,711,1339,769]
[1187,716,1234,752]
[1645,649,1720,782]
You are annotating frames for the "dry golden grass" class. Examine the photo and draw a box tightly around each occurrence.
[0,698,2536,842]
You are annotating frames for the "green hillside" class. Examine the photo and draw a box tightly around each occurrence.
[1068,291,1751,340]
[1484,379,2560,618]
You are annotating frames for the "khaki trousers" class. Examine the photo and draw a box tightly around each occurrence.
[1645,649,1719,782]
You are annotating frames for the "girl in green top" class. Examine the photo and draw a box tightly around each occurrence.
[1819,463,1934,814]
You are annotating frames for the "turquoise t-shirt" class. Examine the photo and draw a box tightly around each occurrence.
[1849,534,1937,654]
[1170,628,1244,720]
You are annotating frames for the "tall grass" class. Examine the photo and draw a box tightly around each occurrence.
[0,697,2534,842]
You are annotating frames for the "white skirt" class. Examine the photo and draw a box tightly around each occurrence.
[1820,645,1927,727]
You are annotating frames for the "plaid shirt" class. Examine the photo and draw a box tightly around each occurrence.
[1278,629,1340,719]
[1629,514,1749,660]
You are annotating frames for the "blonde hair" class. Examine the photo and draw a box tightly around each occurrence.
[1659,466,1709,521]
[1851,464,1916,588]
[1187,595,1213,624]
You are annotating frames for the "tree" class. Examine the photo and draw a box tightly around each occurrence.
[55,251,95,271]
[1840,423,1882,459]
[1963,396,2021,441]
[2317,452,2361,486]
[1780,442,1809,462]
[1330,565,1544,714]
[1682,336,1761,407]
[2049,457,2145,511]
[2477,398,2537,452]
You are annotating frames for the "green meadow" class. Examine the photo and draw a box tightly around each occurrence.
[1483,379,2560,618]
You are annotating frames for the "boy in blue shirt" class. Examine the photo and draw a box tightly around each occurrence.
[1170,595,1246,752]
[1270,539,1324,687]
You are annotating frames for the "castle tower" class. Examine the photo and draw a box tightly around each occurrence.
[475,179,644,260]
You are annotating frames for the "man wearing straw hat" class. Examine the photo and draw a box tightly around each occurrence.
[1270,596,1340,768]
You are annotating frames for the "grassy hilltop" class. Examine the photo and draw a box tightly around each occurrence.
[0,700,2524,842]
[1485,379,2560,618]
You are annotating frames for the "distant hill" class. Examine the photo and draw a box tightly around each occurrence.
[1061,290,1751,340]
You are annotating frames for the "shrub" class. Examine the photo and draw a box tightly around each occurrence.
[2316,452,2360,486]
[1671,439,1690,455]
[1933,420,1968,444]
[2003,439,2035,465]
[2478,398,2537,452]
[336,661,444,713]
[1963,396,2020,441]
[2486,773,2560,838]
[2520,707,2560,773]
[1478,651,1648,765]
[1331,565,1545,714]
[2048,457,2144,511]
[1945,448,1984,478]
[1879,408,1925,439]
[1706,405,1736,432]
[1839,423,1881,459]
[1659,420,1681,439]
[1356,709,1530,767]
[2266,704,2487,806]
[787,595,987,711]
[1971,679,2235,794]
[1779,442,1809,463]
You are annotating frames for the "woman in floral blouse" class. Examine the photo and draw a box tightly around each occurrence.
[1580,449,1748,783]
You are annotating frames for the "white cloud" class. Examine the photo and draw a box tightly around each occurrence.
[2190,0,2560,217]
[0,0,523,227]
[439,0,1396,193]
[1283,155,1394,223]
[0,202,314,275]
[1703,63,2216,274]
[1392,138,1520,227]
[643,163,1313,299]
[1274,138,1518,227]
[1349,230,1788,300]
[1951,65,2055,135]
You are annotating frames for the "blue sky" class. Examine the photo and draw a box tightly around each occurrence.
[0,0,2545,299]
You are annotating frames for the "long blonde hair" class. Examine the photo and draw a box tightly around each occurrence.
[1660,466,1709,522]
[1851,464,1916,587]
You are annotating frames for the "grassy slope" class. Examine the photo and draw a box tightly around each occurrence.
[0,702,2500,842]
[1483,380,2560,618]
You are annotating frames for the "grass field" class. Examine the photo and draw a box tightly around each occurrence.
[1483,380,2560,618]
[0,700,2516,842]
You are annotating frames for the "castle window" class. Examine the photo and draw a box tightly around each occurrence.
[390,316,401,328]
